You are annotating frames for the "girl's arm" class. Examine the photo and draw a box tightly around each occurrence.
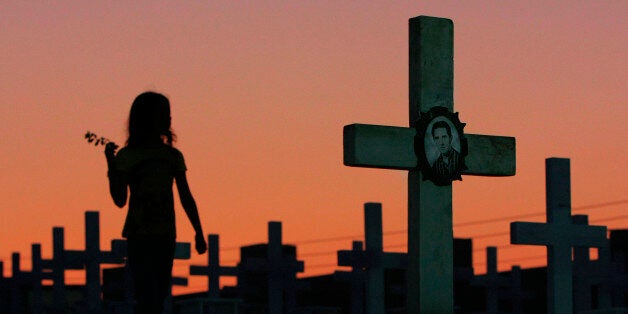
[105,143,127,208]
[175,171,207,254]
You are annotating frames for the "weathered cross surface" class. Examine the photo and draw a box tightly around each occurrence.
[343,15,515,313]
[510,158,608,314]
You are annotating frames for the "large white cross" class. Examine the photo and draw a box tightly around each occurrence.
[343,16,516,313]
[510,158,607,314]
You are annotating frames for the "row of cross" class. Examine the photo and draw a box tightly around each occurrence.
[1,158,627,313]
[1,212,193,313]
[0,212,305,314]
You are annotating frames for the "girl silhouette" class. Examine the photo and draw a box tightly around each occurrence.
[105,91,207,313]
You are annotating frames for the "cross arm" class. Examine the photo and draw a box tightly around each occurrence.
[190,265,238,277]
[174,242,191,259]
[172,276,188,286]
[338,250,407,269]
[337,250,367,268]
[343,123,515,176]
[511,222,607,247]
[471,274,511,288]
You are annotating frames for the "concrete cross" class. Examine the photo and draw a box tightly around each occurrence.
[471,247,510,314]
[510,266,523,314]
[607,230,628,308]
[572,214,608,312]
[267,221,304,314]
[189,234,238,298]
[41,212,126,313]
[343,15,516,313]
[10,250,44,314]
[40,211,187,313]
[41,226,84,313]
[510,158,608,314]
[2,246,43,312]
[337,203,407,314]
[238,222,305,314]
[334,240,366,314]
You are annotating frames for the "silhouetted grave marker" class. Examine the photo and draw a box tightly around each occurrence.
[239,222,304,314]
[572,214,611,312]
[510,158,608,314]
[268,221,303,314]
[185,234,241,314]
[594,243,616,309]
[607,231,628,308]
[38,211,188,312]
[343,15,516,313]
[41,212,126,313]
[41,227,82,313]
[337,203,406,314]
[334,241,366,314]
[5,244,46,314]
[471,247,510,314]
[510,266,523,314]
[190,234,238,299]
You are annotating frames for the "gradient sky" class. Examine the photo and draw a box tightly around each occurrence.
[1,1,626,294]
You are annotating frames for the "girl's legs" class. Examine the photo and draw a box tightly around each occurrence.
[127,234,176,313]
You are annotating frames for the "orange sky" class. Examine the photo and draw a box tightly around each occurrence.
[1,1,626,294]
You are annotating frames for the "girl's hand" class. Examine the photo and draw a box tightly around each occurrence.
[195,233,208,254]
[104,142,119,162]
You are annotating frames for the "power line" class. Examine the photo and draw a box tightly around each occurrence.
[454,199,628,228]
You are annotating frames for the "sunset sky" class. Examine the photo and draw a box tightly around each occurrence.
[1,1,626,294]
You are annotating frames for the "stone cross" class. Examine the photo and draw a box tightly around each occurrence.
[510,266,523,314]
[41,212,126,313]
[608,231,628,307]
[343,15,516,313]
[572,214,605,312]
[10,252,40,314]
[267,221,304,314]
[237,222,305,314]
[337,203,407,314]
[471,247,510,314]
[7,244,48,313]
[41,226,84,313]
[510,157,608,314]
[189,234,238,298]
[83,211,126,311]
[334,241,366,314]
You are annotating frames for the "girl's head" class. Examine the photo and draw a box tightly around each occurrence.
[127,91,175,147]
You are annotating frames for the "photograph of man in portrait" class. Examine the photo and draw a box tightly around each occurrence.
[424,117,461,181]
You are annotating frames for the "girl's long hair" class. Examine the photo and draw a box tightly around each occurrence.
[126,92,176,147]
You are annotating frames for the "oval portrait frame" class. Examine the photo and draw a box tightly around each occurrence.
[414,106,468,186]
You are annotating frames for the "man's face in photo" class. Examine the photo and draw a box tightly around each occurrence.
[433,127,452,154]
